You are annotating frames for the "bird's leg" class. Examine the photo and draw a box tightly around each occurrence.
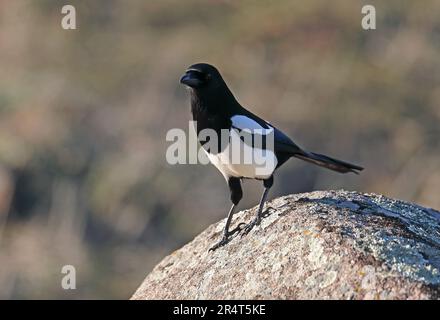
[209,177,242,252]
[242,188,270,235]
[209,204,240,251]
[242,176,273,236]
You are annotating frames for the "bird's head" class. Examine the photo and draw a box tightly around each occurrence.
[180,63,240,113]
[180,63,224,91]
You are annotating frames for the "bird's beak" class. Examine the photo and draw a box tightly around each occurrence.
[180,71,202,88]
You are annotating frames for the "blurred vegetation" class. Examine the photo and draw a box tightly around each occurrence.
[0,0,439,298]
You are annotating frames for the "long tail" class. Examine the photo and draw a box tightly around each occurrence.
[293,151,363,174]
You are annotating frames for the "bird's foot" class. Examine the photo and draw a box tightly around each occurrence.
[230,222,246,235]
[262,206,275,218]
[209,236,229,252]
[241,206,274,236]
[209,223,245,252]
[241,217,261,237]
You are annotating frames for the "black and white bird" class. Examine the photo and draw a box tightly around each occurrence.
[180,63,363,251]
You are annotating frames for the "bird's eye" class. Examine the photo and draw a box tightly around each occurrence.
[188,69,210,81]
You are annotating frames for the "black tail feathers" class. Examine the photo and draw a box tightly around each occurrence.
[294,151,363,174]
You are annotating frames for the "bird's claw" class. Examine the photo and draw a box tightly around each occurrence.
[262,206,275,218]
[209,237,229,252]
[241,207,274,237]
[241,217,261,237]
[233,222,246,233]
[209,223,245,252]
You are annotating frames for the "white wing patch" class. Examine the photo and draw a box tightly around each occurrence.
[204,115,277,180]
[230,115,274,134]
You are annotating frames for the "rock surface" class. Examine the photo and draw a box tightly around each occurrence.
[131,190,440,300]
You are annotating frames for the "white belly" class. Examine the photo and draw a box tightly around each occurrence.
[204,129,277,180]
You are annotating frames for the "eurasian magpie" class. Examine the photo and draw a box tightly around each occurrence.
[180,63,363,251]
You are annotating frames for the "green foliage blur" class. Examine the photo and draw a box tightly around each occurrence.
[0,0,439,299]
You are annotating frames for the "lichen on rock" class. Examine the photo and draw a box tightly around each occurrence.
[131,190,440,300]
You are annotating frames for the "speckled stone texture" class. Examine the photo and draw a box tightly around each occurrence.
[131,190,440,300]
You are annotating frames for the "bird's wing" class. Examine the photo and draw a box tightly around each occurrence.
[230,112,363,174]
[271,126,303,154]
[230,114,303,154]
[230,115,272,149]
[230,115,272,132]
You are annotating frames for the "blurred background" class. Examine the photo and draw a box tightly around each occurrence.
[0,0,439,299]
